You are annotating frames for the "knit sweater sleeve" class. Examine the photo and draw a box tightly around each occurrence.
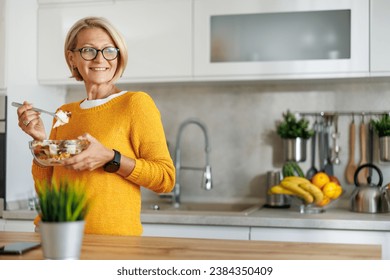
[125,92,175,193]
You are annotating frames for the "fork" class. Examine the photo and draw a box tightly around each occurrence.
[12,102,60,119]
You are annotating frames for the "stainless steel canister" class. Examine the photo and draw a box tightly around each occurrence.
[265,171,291,208]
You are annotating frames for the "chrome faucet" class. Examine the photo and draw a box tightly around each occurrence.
[171,118,212,207]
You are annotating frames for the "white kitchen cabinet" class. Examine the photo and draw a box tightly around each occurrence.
[0,0,6,90]
[250,227,389,260]
[38,0,192,85]
[194,0,369,80]
[370,0,390,74]
[143,223,250,240]
[3,220,35,232]
[38,0,113,4]
[0,219,5,231]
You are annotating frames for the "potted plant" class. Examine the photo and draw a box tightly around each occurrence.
[35,179,90,260]
[370,114,390,162]
[277,110,314,162]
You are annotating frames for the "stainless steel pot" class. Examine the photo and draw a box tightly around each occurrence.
[283,138,306,162]
[350,163,389,213]
[379,136,390,162]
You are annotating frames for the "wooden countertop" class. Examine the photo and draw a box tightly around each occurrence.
[0,231,381,260]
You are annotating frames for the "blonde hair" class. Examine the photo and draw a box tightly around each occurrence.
[64,16,128,82]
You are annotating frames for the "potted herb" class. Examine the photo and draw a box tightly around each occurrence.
[371,114,390,162]
[371,114,390,137]
[277,110,314,162]
[35,179,90,260]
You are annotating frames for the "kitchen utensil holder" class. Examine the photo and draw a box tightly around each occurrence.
[297,111,390,118]
[296,111,390,165]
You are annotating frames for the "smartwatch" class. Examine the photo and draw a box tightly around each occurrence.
[103,149,121,173]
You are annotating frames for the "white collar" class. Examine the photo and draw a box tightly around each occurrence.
[80,91,127,109]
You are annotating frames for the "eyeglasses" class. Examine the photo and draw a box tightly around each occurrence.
[73,47,119,61]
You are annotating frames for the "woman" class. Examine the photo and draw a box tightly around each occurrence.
[16,17,175,236]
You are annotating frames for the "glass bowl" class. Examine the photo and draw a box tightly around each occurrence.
[29,139,90,166]
[294,189,345,214]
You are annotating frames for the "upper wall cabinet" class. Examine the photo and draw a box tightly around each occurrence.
[193,0,369,80]
[370,0,390,74]
[38,0,192,85]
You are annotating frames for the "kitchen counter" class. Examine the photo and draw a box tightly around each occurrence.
[0,231,381,259]
[3,205,390,232]
[141,206,390,232]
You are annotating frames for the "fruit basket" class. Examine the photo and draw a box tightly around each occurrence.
[294,190,344,214]
[268,172,343,214]
[29,139,90,166]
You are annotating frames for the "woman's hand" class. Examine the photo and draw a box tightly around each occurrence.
[63,133,115,171]
[16,101,47,140]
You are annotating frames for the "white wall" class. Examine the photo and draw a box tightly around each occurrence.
[5,0,66,206]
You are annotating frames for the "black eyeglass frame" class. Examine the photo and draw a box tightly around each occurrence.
[73,47,120,61]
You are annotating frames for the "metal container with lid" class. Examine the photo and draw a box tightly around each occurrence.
[264,171,291,208]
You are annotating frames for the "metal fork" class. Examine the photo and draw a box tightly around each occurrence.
[12,102,59,119]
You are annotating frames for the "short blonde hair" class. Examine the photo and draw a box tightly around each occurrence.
[64,16,128,82]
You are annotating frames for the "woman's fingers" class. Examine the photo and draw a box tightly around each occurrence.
[16,101,47,140]
[63,133,113,171]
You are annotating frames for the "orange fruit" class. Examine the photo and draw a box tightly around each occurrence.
[323,182,343,199]
[317,195,331,207]
[311,172,330,189]
[332,184,343,199]
[329,175,341,185]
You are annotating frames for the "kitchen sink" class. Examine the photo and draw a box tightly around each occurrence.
[142,201,261,215]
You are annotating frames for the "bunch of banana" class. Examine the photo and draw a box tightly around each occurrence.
[268,176,324,205]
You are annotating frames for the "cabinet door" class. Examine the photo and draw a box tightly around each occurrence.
[370,0,390,73]
[250,227,388,260]
[114,0,192,82]
[38,0,192,84]
[143,224,249,240]
[4,220,35,232]
[38,2,115,85]
[194,0,369,79]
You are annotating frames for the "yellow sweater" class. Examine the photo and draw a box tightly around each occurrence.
[32,91,175,236]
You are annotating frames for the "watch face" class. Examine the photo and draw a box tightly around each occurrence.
[104,162,120,173]
[104,150,121,173]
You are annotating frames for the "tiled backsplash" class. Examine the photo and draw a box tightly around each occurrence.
[67,78,390,205]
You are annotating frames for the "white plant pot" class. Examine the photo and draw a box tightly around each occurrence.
[39,220,85,260]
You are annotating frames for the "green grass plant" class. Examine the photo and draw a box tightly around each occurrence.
[35,179,90,222]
